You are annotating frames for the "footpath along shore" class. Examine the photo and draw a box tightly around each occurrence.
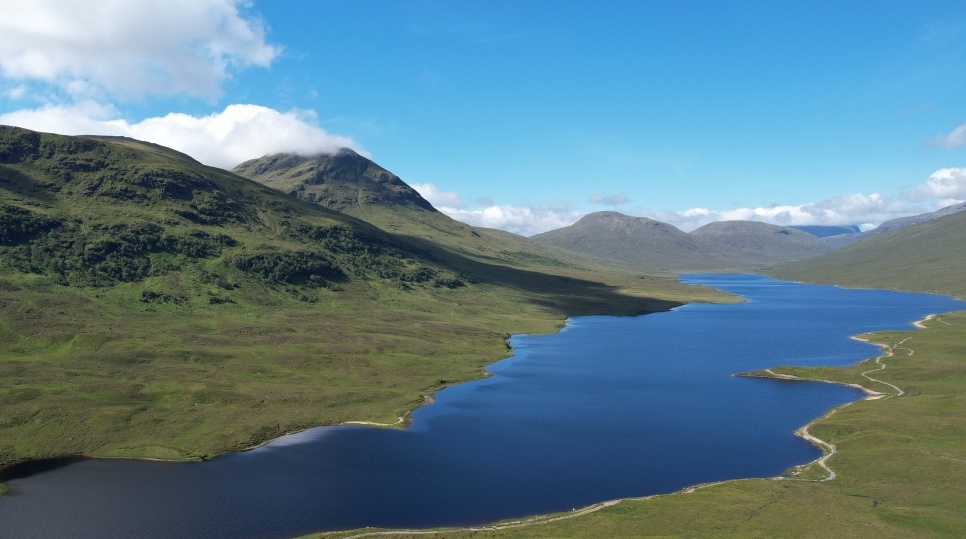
[314,314,936,539]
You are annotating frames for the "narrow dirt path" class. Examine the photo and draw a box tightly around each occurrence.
[337,500,623,539]
[321,316,934,539]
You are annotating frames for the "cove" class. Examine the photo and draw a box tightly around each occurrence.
[1,274,963,539]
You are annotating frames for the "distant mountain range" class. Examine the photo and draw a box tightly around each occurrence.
[529,200,966,275]
[530,211,831,271]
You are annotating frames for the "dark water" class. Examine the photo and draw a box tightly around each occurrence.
[1,275,963,539]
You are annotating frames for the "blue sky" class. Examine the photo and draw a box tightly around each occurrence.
[2,1,966,234]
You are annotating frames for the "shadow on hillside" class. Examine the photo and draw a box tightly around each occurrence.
[0,166,58,204]
[392,233,682,318]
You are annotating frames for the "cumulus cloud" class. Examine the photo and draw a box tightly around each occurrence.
[908,167,966,204]
[0,102,366,168]
[0,0,278,100]
[654,170,966,232]
[658,193,911,232]
[411,183,466,209]
[588,192,629,206]
[452,204,583,236]
[411,183,582,235]
[936,122,966,148]
[436,202,582,236]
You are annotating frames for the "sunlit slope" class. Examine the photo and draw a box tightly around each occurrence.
[232,152,686,292]
[770,210,966,298]
[0,126,727,472]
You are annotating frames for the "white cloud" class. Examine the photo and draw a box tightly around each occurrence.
[657,193,910,232]
[588,192,629,206]
[651,171,966,232]
[412,183,582,235]
[936,122,966,148]
[0,102,366,168]
[5,84,27,100]
[436,203,583,236]
[0,0,278,100]
[411,183,465,209]
[908,167,966,204]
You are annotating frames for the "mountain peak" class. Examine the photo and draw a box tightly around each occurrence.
[233,150,435,214]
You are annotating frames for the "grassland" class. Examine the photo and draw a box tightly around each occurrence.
[0,127,730,486]
[308,310,966,538]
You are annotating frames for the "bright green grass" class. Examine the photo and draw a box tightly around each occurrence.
[306,311,966,539]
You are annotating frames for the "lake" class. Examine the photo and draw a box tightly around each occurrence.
[1,274,963,538]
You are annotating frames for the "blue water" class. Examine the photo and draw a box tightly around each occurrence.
[1,275,962,539]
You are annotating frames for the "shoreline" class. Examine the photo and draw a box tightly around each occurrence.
[0,308,952,537]
[310,311,942,539]
[0,334,515,485]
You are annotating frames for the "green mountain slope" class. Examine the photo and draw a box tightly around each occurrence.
[233,152,663,290]
[232,150,435,215]
[769,209,966,298]
[0,130,467,294]
[0,127,728,474]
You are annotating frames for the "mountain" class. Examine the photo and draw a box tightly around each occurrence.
[1,127,725,474]
[531,211,830,271]
[234,151,492,252]
[232,150,435,215]
[823,202,966,248]
[530,211,730,271]
[770,209,966,298]
[0,128,467,293]
[232,150,624,281]
[690,220,831,264]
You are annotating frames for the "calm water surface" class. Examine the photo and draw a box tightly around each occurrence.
[1,275,963,539]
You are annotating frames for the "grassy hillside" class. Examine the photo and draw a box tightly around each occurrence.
[232,150,435,215]
[769,210,966,298]
[314,311,966,539]
[231,152,711,317]
[0,126,729,477]
[232,151,619,277]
